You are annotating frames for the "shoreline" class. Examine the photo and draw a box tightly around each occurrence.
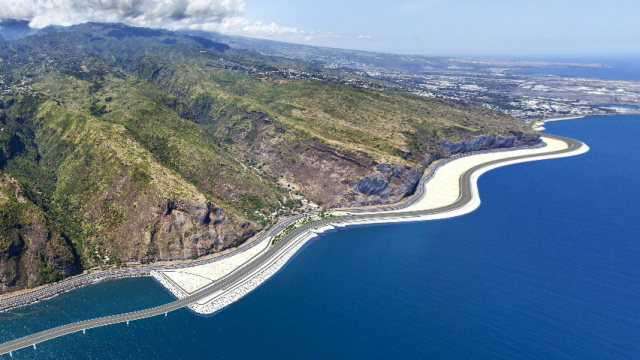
[0,231,268,302]
[0,128,579,313]
[0,132,589,355]
[539,115,587,122]
[154,134,588,315]
[532,115,586,131]
[394,136,576,212]
[0,142,545,312]
[0,214,307,312]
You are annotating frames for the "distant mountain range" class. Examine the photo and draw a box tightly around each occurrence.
[0,19,35,41]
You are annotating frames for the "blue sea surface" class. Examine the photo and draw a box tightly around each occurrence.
[516,56,640,80]
[1,115,640,359]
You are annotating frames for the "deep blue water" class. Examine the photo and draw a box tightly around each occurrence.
[1,115,640,359]
[516,57,640,80]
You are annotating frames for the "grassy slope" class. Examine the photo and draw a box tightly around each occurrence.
[0,23,538,293]
[137,50,534,165]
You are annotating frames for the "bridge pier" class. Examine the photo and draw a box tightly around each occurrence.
[165,312,167,318]
[127,320,129,326]
[33,344,36,350]
[83,329,86,335]
[9,351,12,357]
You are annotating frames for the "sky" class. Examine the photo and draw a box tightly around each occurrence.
[1,0,639,57]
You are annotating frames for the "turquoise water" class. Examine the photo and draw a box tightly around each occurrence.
[1,115,640,359]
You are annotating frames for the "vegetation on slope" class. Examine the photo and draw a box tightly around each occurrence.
[0,23,539,294]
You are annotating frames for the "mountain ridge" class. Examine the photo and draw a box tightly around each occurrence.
[0,22,539,294]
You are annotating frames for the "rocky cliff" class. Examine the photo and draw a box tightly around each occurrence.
[351,164,423,206]
[0,174,77,292]
[438,131,540,155]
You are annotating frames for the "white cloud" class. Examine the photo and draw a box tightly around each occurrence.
[0,0,371,43]
[191,16,299,37]
[0,0,245,28]
[0,0,37,20]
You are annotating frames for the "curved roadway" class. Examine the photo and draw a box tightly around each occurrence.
[0,134,584,356]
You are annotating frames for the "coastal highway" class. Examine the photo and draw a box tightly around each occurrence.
[0,213,308,314]
[0,134,584,357]
[0,135,544,314]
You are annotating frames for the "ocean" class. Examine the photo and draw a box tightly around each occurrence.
[515,56,640,81]
[1,115,639,359]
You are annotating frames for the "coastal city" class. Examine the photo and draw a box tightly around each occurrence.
[231,41,640,121]
[4,37,640,124]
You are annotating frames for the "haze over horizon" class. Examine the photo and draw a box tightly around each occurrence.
[1,0,639,58]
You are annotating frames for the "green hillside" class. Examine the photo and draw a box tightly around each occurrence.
[0,23,538,294]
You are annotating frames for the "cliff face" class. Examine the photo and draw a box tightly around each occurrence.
[0,169,251,294]
[438,132,541,155]
[438,135,515,155]
[349,132,540,206]
[0,174,78,293]
[152,200,251,261]
[351,164,422,206]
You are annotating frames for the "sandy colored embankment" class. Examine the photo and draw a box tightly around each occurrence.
[398,136,570,212]
[533,116,586,130]
[155,235,271,294]
[154,134,589,313]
